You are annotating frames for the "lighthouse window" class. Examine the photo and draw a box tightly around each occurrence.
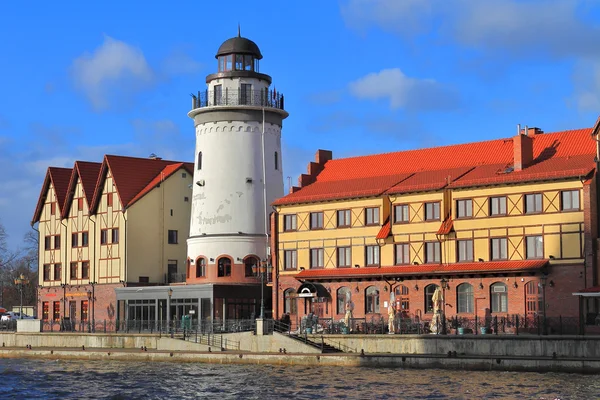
[244,55,253,71]
[274,152,279,170]
[218,56,225,72]
[225,55,232,71]
[241,84,252,105]
[235,54,244,70]
[197,151,202,170]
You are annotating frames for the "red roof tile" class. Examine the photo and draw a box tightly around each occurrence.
[274,128,597,205]
[437,215,454,235]
[91,155,194,212]
[376,219,391,239]
[31,167,73,224]
[128,162,194,207]
[295,259,548,280]
[61,161,102,218]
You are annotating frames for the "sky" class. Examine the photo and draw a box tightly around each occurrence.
[1,0,599,252]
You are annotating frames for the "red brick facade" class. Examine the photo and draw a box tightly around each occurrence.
[38,283,120,322]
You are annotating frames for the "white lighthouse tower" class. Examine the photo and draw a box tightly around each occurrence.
[187,31,288,297]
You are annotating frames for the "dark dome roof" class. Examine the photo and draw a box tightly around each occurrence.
[216,36,263,60]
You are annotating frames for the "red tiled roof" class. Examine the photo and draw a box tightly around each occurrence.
[91,155,194,212]
[274,128,596,205]
[31,167,73,224]
[437,215,454,235]
[295,259,548,280]
[61,161,102,218]
[376,219,391,239]
[128,162,194,207]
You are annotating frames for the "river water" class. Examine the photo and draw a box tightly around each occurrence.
[0,359,596,399]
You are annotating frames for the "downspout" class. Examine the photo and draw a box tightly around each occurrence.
[61,218,68,318]
[261,107,269,318]
[161,171,165,284]
[89,216,96,285]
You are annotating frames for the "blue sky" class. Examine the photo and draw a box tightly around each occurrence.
[1,0,599,252]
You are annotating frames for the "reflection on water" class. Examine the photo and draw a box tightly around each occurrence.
[0,358,596,399]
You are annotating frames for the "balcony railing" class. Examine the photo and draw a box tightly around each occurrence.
[167,272,186,284]
[191,88,284,111]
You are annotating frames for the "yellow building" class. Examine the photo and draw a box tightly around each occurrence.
[272,123,600,332]
[32,155,193,323]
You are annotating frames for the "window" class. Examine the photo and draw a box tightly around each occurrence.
[394,243,410,265]
[425,202,440,220]
[394,204,409,223]
[168,260,178,283]
[197,151,202,170]
[337,247,351,267]
[100,229,108,245]
[53,264,61,281]
[284,250,297,270]
[111,228,119,244]
[72,233,78,248]
[44,236,51,250]
[395,285,409,312]
[561,190,580,211]
[53,302,61,321]
[425,242,441,263]
[78,198,83,211]
[139,277,149,283]
[82,261,89,280]
[457,283,474,313]
[337,210,351,227]
[244,55,253,71]
[182,172,187,178]
[184,197,189,202]
[70,262,78,280]
[365,207,380,225]
[525,193,542,214]
[490,282,508,313]
[214,84,223,105]
[284,289,297,314]
[217,258,231,277]
[490,238,508,260]
[456,199,472,218]
[274,152,279,170]
[457,240,473,262]
[81,300,89,321]
[50,202,56,215]
[107,193,113,207]
[240,83,252,104]
[43,264,51,281]
[82,231,89,247]
[525,281,542,315]
[168,230,178,244]
[42,302,49,321]
[283,215,297,231]
[54,235,61,249]
[310,248,324,268]
[425,284,439,313]
[196,258,206,277]
[365,245,380,266]
[236,55,245,71]
[245,257,259,277]
[365,286,380,314]
[526,236,543,259]
[336,287,350,314]
[310,212,323,230]
[490,196,507,216]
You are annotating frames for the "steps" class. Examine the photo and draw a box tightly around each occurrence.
[288,334,343,353]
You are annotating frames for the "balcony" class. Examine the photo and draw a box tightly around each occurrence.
[166,272,186,284]
[191,88,284,111]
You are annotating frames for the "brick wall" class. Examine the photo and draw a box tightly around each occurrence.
[38,283,120,322]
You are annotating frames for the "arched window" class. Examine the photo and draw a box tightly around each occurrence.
[394,285,410,313]
[365,286,380,314]
[245,256,259,277]
[195,258,206,278]
[525,280,542,315]
[274,151,279,170]
[457,283,474,313]
[336,287,350,314]
[197,151,202,170]
[490,282,508,313]
[425,284,439,313]
[217,257,231,277]
[284,288,297,314]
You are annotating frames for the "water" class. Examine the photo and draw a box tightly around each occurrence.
[0,359,596,399]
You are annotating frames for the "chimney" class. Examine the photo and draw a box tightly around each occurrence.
[527,127,543,137]
[514,131,533,171]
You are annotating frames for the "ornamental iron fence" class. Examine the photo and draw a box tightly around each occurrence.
[191,89,284,111]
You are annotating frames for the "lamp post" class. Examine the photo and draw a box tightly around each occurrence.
[252,261,271,319]
[167,288,173,337]
[87,291,92,331]
[90,281,96,326]
[14,274,29,319]
[440,278,449,334]
[539,274,548,335]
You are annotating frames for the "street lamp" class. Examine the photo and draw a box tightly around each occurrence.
[14,274,29,320]
[539,274,548,335]
[167,288,173,337]
[252,261,271,319]
[440,278,449,334]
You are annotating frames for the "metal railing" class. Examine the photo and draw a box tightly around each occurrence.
[0,320,17,331]
[191,89,284,111]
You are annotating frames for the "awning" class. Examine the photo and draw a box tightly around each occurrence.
[296,282,331,298]
[437,215,454,235]
[295,259,548,281]
[572,286,600,297]
[376,218,391,239]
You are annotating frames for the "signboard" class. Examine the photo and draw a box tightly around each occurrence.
[298,288,316,298]
[189,310,196,314]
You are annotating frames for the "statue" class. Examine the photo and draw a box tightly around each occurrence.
[430,287,444,334]
[344,290,354,331]
[388,291,396,334]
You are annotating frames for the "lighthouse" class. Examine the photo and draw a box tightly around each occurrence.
[187,30,288,314]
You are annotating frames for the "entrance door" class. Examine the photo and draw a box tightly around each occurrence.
[525,281,542,315]
[69,301,76,320]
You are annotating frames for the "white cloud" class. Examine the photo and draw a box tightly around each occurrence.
[348,68,459,111]
[161,50,203,76]
[573,60,600,111]
[71,35,155,111]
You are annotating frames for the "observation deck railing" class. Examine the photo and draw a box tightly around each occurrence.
[191,88,284,111]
